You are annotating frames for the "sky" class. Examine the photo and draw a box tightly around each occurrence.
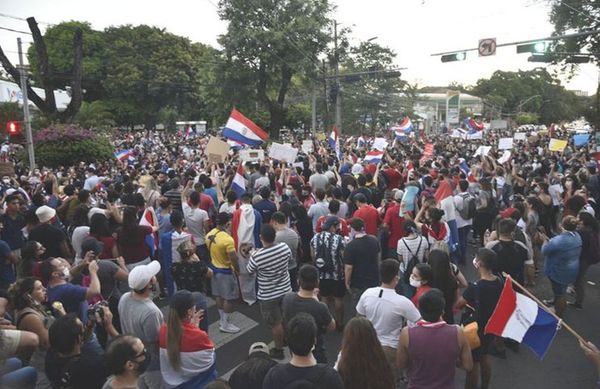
[0,0,597,95]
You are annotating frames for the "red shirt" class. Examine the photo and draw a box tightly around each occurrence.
[411,285,432,308]
[315,215,349,236]
[383,203,405,249]
[199,193,215,214]
[353,205,380,236]
[383,168,402,190]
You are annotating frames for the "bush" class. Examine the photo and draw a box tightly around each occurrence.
[33,125,113,167]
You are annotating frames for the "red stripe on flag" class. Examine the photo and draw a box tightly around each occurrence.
[484,278,518,336]
[230,108,269,141]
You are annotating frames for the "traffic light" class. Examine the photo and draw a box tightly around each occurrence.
[528,54,553,63]
[6,121,21,136]
[441,52,466,63]
[566,55,591,64]
[517,41,547,54]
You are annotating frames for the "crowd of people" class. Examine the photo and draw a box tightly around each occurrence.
[0,125,599,389]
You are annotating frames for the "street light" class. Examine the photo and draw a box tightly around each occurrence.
[367,36,378,42]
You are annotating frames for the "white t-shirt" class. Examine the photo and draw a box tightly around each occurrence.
[397,236,428,272]
[182,203,209,245]
[356,287,421,348]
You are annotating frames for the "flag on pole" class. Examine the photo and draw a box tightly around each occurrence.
[329,126,341,159]
[485,278,559,359]
[223,108,269,146]
[140,207,159,254]
[435,180,459,253]
[231,163,246,197]
[364,150,384,164]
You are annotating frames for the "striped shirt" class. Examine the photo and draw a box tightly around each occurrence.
[247,242,292,300]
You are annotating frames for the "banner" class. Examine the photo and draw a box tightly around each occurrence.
[498,138,514,150]
[514,132,527,141]
[269,142,299,163]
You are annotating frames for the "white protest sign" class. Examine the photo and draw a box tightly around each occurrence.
[514,132,526,141]
[475,146,492,156]
[269,142,299,163]
[301,140,314,153]
[497,150,511,164]
[239,149,264,162]
[498,137,513,150]
[372,137,389,151]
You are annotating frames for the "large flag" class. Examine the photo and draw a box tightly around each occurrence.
[231,163,246,197]
[435,180,459,253]
[398,116,413,133]
[419,143,435,164]
[459,158,477,183]
[223,108,269,146]
[485,278,559,359]
[140,207,159,255]
[364,150,384,165]
[464,117,484,134]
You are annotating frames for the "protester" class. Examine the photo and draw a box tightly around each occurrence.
[572,211,600,309]
[343,217,381,304]
[103,335,148,389]
[228,342,277,389]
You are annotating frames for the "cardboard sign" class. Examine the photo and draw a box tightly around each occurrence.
[301,140,314,153]
[269,142,298,163]
[528,135,539,144]
[475,146,491,157]
[514,132,526,141]
[372,137,388,151]
[498,137,513,150]
[0,162,15,177]
[205,136,230,163]
[497,150,511,164]
[239,149,264,162]
[549,138,568,152]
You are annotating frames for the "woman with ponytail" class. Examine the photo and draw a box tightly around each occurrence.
[159,290,216,389]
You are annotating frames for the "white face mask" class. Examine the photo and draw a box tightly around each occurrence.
[472,258,479,269]
[409,275,422,288]
[61,267,70,279]
[285,189,294,197]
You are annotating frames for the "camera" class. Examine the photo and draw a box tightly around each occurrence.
[87,300,109,322]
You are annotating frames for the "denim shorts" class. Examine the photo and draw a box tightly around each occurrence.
[550,279,568,297]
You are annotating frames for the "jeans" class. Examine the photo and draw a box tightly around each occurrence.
[457,225,471,264]
[0,358,37,389]
[575,261,592,305]
[289,267,298,292]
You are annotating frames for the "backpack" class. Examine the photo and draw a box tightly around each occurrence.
[458,193,476,220]
[402,237,423,283]
[314,233,338,276]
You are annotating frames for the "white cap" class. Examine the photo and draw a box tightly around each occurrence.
[36,205,56,223]
[128,261,161,290]
[351,163,364,175]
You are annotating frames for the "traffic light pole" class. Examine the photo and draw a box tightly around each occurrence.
[17,38,35,173]
[334,20,342,133]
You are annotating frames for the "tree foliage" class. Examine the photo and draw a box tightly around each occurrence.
[217,0,331,135]
[470,69,585,124]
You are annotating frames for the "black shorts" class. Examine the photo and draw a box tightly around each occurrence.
[472,333,496,362]
[319,279,346,298]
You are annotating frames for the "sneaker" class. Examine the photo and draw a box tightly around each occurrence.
[269,348,285,360]
[566,285,575,295]
[219,322,241,333]
[568,301,583,310]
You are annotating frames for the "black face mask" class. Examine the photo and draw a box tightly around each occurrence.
[134,349,151,374]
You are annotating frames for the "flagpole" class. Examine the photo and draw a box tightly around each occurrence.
[503,273,586,343]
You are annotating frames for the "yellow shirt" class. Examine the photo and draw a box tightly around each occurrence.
[206,228,236,269]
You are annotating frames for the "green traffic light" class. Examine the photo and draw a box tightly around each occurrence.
[533,42,546,53]
[456,52,466,61]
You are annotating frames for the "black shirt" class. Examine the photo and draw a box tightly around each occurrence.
[343,235,381,289]
[488,240,529,284]
[172,261,208,293]
[45,349,108,389]
[0,213,25,250]
[463,277,503,336]
[29,223,67,259]
[263,363,344,389]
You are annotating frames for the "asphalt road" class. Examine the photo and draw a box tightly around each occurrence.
[170,248,600,388]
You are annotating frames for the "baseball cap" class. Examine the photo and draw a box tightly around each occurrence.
[248,342,270,356]
[128,261,161,290]
[36,205,56,223]
[393,189,404,201]
[499,208,517,218]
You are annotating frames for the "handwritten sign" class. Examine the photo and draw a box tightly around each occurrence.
[372,137,388,151]
[498,137,513,150]
[239,149,264,162]
[205,137,229,163]
[269,142,299,163]
[549,138,567,152]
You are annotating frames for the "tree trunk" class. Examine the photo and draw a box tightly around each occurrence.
[57,28,83,122]
[27,17,57,113]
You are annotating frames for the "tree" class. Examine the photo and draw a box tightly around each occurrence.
[217,0,331,136]
[0,17,84,122]
[470,69,584,124]
[101,25,202,129]
[74,101,115,129]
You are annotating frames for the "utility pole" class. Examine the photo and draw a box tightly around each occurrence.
[311,87,317,135]
[334,20,342,133]
[17,38,35,172]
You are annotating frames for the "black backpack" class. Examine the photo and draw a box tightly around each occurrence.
[402,237,423,283]
[459,193,476,220]
[314,233,339,276]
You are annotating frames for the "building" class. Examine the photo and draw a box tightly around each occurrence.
[413,92,483,132]
[0,79,71,111]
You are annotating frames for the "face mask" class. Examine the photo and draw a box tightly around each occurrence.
[62,267,70,279]
[2,179,9,185]
[472,258,479,269]
[533,187,540,193]
[285,189,294,197]
[409,276,422,288]
[134,350,151,374]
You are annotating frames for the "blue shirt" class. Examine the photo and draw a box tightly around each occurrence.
[47,282,88,322]
[253,199,277,224]
[0,213,25,250]
[543,231,582,285]
[204,187,219,207]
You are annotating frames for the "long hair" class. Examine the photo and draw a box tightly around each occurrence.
[429,249,457,303]
[121,206,139,234]
[19,241,40,277]
[167,291,195,371]
[8,277,39,311]
[337,317,395,389]
[579,211,600,234]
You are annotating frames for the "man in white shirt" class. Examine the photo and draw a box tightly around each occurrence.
[307,188,329,232]
[83,167,105,191]
[454,179,474,265]
[356,259,420,381]
[181,186,210,261]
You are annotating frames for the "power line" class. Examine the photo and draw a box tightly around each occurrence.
[0,12,53,25]
[0,26,32,35]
